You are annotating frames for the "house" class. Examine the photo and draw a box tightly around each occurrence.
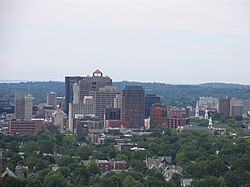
[181,178,193,186]
[1,167,16,178]
[96,159,128,173]
[145,156,182,180]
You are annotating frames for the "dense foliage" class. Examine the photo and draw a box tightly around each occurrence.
[1,117,250,187]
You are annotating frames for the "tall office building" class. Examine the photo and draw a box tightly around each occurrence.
[89,86,119,120]
[218,97,231,116]
[64,76,84,114]
[145,94,161,118]
[78,70,112,102]
[68,96,94,132]
[46,91,57,109]
[15,93,33,120]
[231,99,244,116]
[121,86,145,128]
[114,94,122,108]
[199,97,218,109]
[150,104,167,127]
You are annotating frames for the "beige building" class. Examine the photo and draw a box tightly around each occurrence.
[15,93,33,120]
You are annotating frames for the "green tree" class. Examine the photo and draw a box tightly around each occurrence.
[76,145,94,160]
[22,141,39,155]
[57,156,76,167]
[122,175,142,187]
[87,160,100,176]
[192,176,227,187]
[44,171,70,187]
[224,168,250,187]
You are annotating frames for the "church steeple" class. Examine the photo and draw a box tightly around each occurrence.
[208,117,213,129]
[195,100,199,118]
[204,109,208,119]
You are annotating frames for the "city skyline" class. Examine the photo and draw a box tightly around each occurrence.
[1,0,250,85]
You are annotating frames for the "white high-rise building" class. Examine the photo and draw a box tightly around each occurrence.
[73,83,80,104]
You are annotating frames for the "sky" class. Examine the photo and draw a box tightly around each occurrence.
[0,0,250,84]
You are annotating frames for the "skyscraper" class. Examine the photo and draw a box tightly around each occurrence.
[145,94,161,118]
[218,97,231,116]
[64,76,84,114]
[78,70,112,102]
[89,86,119,120]
[46,91,57,109]
[121,86,145,128]
[15,93,33,120]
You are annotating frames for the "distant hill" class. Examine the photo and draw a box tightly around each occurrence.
[1,81,250,106]
[199,82,250,89]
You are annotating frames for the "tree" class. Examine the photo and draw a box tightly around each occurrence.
[76,145,94,160]
[39,140,54,154]
[22,141,39,155]
[57,156,75,167]
[1,176,25,187]
[44,171,71,187]
[192,176,227,187]
[128,159,147,173]
[24,156,40,171]
[206,156,228,177]
[224,168,250,187]
[37,168,51,183]
[122,175,142,187]
[87,160,100,176]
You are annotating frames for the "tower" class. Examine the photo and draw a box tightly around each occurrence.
[89,86,119,120]
[218,97,231,116]
[64,76,84,114]
[204,109,208,119]
[15,93,33,120]
[121,86,145,128]
[78,69,112,102]
[145,94,161,118]
[208,117,213,129]
[46,92,57,109]
[195,100,199,118]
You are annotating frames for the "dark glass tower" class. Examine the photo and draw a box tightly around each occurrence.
[64,76,84,114]
[121,86,145,128]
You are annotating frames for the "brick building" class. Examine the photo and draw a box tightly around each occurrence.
[8,120,43,134]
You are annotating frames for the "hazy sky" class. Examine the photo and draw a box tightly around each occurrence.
[1,0,250,84]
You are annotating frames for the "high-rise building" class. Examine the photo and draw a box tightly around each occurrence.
[78,70,112,102]
[150,104,167,127]
[145,94,161,118]
[243,100,250,115]
[15,93,33,120]
[121,86,145,128]
[231,99,244,116]
[68,97,94,133]
[218,97,231,116]
[46,92,57,109]
[89,86,119,120]
[114,94,122,108]
[64,76,84,114]
[199,97,218,109]
[168,108,187,128]
[53,109,67,133]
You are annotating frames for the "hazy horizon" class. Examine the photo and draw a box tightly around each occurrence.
[1,0,250,84]
[1,79,250,86]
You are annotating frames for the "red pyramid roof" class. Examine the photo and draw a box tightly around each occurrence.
[94,69,102,74]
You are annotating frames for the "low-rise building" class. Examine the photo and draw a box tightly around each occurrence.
[8,119,43,134]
